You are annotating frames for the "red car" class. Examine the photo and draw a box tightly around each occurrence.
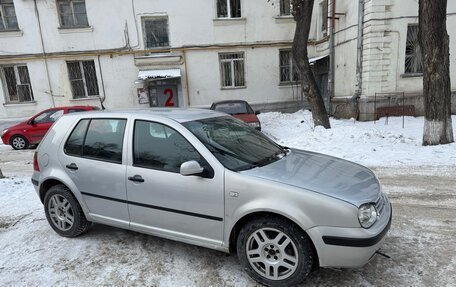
[1,106,99,150]
[210,100,261,130]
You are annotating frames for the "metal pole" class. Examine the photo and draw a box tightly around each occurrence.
[328,0,336,115]
[402,92,405,128]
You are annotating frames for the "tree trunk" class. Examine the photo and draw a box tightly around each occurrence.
[292,0,331,129]
[419,0,454,145]
[0,168,4,179]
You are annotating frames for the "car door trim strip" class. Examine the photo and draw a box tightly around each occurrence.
[80,191,223,222]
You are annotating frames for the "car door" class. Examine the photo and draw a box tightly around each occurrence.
[28,109,64,143]
[59,117,130,229]
[126,119,225,246]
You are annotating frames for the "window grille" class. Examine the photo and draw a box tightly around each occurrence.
[67,60,99,99]
[1,65,33,103]
[219,52,245,88]
[405,25,423,74]
[279,50,299,83]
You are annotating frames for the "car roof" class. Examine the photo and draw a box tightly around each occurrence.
[68,108,227,123]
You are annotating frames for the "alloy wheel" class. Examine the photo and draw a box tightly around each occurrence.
[12,137,26,149]
[245,227,299,281]
[48,194,74,231]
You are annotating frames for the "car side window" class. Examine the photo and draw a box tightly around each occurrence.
[83,119,127,163]
[64,118,126,164]
[65,119,90,156]
[133,120,201,173]
[34,109,64,124]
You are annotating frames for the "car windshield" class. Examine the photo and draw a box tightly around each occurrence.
[213,102,252,115]
[183,116,286,171]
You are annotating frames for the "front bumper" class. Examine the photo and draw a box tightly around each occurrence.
[307,203,392,268]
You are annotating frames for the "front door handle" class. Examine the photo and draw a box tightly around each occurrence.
[128,175,144,183]
[66,163,78,170]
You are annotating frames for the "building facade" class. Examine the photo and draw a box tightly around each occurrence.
[0,0,303,118]
[308,0,456,120]
[1,0,456,120]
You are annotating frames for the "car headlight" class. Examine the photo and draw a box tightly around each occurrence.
[358,203,377,228]
[1,128,8,136]
[247,122,260,128]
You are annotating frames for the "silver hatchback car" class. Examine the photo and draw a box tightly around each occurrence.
[32,109,391,286]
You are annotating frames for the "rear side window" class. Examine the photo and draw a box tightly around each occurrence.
[64,118,127,164]
[65,119,90,156]
[133,120,201,172]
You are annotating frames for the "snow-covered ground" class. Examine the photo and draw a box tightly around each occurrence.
[259,111,456,167]
[1,112,455,286]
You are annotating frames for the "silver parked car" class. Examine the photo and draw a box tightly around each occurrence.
[32,109,391,286]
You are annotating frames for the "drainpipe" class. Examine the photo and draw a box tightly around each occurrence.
[34,0,55,107]
[328,0,336,115]
[353,0,365,116]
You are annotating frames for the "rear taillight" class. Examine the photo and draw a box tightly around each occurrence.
[33,152,40,172]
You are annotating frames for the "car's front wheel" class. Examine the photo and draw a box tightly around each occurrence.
[43,184,91,237]
[10,135,29,150]
[237,217,314,287]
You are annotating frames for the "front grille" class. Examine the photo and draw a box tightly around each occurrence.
[375,194,386,216]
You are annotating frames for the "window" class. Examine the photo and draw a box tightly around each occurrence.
[1,65,34,103]
[219,52,245,88]
[143,17,169,48]
[0,0,18,31]
[57,0,89,28]
[65,119,90,156]
[217,0,241,18]
[67,61,99,99]
[280,0,292,16]
[405,25,423,74]
[133,120,202,173]
[33,109,64,124]
[279,50,299,83]
[320,1,328,37]
[65,119,126,163]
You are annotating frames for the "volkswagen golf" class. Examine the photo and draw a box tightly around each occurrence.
[32,108,391,286]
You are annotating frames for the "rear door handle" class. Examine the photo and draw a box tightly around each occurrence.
[66,163,78,170]
[128,175,144,183]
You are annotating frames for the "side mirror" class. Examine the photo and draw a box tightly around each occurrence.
[28,119,35,125]
[255,110,261,115]
[180,160,204,176]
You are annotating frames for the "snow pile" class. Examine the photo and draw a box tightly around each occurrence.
[259,110,456,167]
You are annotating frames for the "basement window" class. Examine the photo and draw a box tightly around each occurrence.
[219,52,245,88]
[1,65,34,103]
[0,0,18,31]
[405,24,423,74]
[217,0,241,18]
[57,0,89,28]
[67,61,99,99]
[320,0,328,37]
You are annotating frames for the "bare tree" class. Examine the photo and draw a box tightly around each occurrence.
[419,0,454,145]
[292,0,331,128]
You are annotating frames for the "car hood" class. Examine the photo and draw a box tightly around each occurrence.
[240,149,380,207]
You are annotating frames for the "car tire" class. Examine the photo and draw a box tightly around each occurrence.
[237,216,314,287]
[10,135,29,150]
[43,184,92,237]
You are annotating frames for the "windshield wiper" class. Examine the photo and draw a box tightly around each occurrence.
[251,150,287,168]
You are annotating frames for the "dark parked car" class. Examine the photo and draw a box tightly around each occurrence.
[210,100,261,130]
[1,106,99,150]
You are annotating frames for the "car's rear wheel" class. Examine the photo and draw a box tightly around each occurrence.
[237,217,314,287]
[10,135,29,150]
[43,184,91,237]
